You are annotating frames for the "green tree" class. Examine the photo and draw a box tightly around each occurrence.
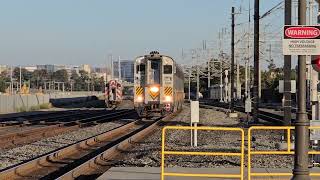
[13,67,30,82]
[0,77,7,93]
[31,69,48,88]
[53,69,69,82]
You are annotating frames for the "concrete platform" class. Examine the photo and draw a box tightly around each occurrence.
[97,167,320,180]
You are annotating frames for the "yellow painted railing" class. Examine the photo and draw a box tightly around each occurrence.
[248,126,320,180]
[161,126,245,180]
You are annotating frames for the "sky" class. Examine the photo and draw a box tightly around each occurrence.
[0,0,285,69]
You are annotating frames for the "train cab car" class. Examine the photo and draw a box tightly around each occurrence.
[134,51,184,116]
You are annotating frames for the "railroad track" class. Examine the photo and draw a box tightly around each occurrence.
[199,100,294,125]
[0,109,136,149]
[0,111,179,180]
[0,109,108,126]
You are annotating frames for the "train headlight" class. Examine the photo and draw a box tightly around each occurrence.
[164,96,172,102]
[137,96,143,102]
[150,86,159,93]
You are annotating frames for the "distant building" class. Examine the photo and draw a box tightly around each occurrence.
[113,60,134,83]
[93,72,107,82]
[24,66,37,72]
[93,67,107,73]
[53,65,66,72]
[80,64,91,74]
[0,65,8,74]
[37,65,55,73]
[37,64,67,73]
[70,66,80,75]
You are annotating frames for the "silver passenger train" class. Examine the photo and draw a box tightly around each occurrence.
[133,51,184,116]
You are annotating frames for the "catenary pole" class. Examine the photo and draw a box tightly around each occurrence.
[118,56,121,81]
[284,0,292,126]
[231,7,235,113]
[253,0,260,123]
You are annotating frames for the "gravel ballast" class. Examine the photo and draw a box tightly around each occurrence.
[111,104,296,169]
[0,121,126,170]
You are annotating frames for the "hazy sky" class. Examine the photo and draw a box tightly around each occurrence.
[0,0,284,68]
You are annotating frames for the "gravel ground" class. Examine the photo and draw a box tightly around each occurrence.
[111,104,296,169]
[117,100,134,109]
[0,120,126,170]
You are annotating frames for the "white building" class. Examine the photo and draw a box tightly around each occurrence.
[0,65,8,74]
[81,64,91,74]
[24,66,37,72]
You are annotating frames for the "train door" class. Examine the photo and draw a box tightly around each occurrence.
[147,59,161,104]
[149,60,161,85]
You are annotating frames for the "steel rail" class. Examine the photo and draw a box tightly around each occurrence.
[0,109,136,149]
[199,100,295,125]
[55,111,180,180]
[0,117,141,179]
[0,109,108,126]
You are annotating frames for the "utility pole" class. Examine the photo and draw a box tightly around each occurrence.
[253,0,260,123]
[196,60,200,100]
[219,30,224,102]
[19,66,22,92]
[110,54,114,80]
[284,0,292,126]
[10,66,13,94]
[236,55,240,100]
[269,44,272,63]
[106,56,108,84]
[118,56,121,81]
[188,69,191,101]
[231,7,235,113]
[292,0,310,179]
[246,0,251,102]
[208,57,211,88]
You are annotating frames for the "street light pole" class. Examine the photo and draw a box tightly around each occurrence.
[231,7,235,113]
[292,0,310,179]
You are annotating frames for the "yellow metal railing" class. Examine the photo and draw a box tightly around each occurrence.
[161,126,245,180]
[248,126,320,180]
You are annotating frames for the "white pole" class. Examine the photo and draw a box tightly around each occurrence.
[208,59,211,88]
[118,56,121,81]
[190,101,199,147]
[193,123,197,147]
[10,66,13,94]
[219,30,224,102]
[196,64,199,100]
[188,69,191,100]
[245,58,248,98]
[236,56,240,100]
[111,54,114,80]
[220,58,223,102]
[106,56,108,84]
[19,66,22,92]
[225,70,229,102]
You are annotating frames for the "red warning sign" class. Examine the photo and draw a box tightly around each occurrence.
[285,26,320,39]
[283,25,320,55]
